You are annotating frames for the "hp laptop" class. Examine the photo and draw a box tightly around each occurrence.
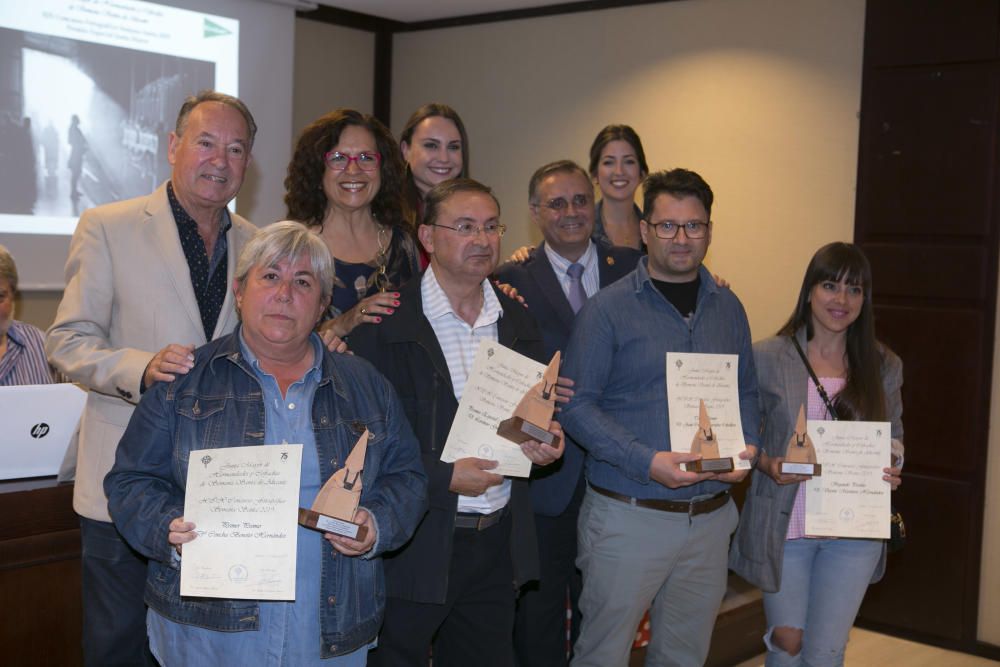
[0,383,86,480]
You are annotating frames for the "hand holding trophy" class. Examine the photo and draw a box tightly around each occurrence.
[299,429,370,540]
[497,351,562,449]
[781,405,821,476]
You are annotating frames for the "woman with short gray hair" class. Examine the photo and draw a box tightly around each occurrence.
[234,220,335,307]
[106,220,428,666]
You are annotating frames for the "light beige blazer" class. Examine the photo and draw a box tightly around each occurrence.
[46,182,257,521]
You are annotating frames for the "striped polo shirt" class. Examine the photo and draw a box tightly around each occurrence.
[1,320,56,386]
[422,265,511,514]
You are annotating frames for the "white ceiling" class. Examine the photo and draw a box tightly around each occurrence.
[311,0,568,23]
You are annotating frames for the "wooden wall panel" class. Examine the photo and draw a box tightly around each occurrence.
[855,0,999,651]
[861,475,973,640]
[856,65,997,238]
[864,245,988,302]
[864,0,999,67]
[872,305,985,475]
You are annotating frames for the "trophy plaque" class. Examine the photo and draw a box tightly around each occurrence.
[496,351,561,448]
[781,404,821,476]
[685,400,734,473]
[299,429,369,540]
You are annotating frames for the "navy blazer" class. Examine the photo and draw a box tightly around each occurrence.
[495,240,641,516]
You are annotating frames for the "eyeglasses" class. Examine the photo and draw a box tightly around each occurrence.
[646,221,710,240]
[324,150,382,172]
[533,194,591,212]
[431,222,506,237]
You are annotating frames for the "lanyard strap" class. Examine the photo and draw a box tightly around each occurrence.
[790,335,839,421]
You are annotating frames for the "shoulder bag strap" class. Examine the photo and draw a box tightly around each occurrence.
[790,334,839,421]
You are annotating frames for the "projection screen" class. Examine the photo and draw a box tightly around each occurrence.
[0,0,244,288]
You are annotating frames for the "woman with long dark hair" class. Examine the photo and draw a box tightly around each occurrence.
[730,242,903,666]
[587,124,649,251]
[285,109,420,337]
[506,123,649,263]
[399,103,469,222]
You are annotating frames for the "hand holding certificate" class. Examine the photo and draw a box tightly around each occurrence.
[666,352,749,472]
[180,444,303,600]
[441,343,558,478]
[804,420,891,539]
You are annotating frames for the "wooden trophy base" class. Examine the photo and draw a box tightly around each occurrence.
[298,508,368,541]
[685,457,734,473]
[781,462,822,476]
[497,416,561,448]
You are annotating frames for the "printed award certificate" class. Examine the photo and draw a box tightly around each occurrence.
[666,352,749,471]
[440,342,547,478]
[181,444,303,600]
[804,420,891,539]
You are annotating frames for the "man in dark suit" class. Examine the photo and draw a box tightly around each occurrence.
[496,160,641,667]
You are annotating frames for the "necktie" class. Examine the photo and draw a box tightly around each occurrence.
[567,262,587,314]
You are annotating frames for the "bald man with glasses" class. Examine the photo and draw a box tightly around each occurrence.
[351,178,564,667]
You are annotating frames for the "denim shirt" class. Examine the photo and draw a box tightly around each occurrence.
[146,333,365,666]
[560,258,760,501]
[105,328,428,659]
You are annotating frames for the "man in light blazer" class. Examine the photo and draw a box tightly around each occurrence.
[496,160,641,667]
[46,91,257,666]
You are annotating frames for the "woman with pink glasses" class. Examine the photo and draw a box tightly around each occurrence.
[285,109,420,337]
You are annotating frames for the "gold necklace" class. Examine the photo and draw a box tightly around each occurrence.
[372,223,389,293]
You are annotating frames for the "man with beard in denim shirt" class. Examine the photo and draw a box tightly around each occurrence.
[559,168,760,667]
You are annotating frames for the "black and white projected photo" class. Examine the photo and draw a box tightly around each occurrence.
[0,26,216,219]
[0,0,239,288]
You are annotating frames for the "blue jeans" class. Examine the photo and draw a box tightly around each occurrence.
[762,538,882,667]
[79,516,155,666]
[148,609,371,667]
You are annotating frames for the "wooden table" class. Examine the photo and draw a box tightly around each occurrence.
[0,478,82,666]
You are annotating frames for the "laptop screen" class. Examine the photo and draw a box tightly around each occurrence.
[0,383,86,480]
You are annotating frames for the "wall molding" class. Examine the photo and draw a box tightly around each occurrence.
[296,0,679,123]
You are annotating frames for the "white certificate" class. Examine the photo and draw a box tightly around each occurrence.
[181,444,303,600]
[805,421,891,539]
[440,342,545,478]
[666,352,749,471]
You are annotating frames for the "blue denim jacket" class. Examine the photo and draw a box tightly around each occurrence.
[105,329,428,658]
[560,259,760,500]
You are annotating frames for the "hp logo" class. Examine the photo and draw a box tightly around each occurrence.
[30,423,50,439]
